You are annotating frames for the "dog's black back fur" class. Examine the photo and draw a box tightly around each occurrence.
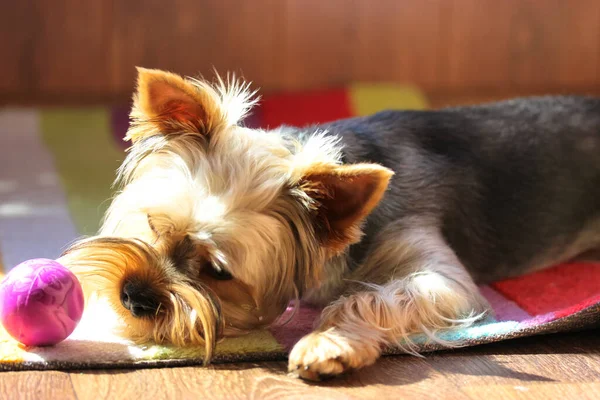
[307,96,600,282]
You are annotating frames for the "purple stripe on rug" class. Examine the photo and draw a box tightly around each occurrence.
[518,311,558,327]
[269,285,533,352]
[111,106,130,149]
[243,104,264,129]
[268,303,321,351]
[479,285,531,322]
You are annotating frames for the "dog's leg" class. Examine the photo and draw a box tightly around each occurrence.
[288,223,489,380]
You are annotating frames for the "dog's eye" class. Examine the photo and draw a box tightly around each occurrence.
[204,262,233,281]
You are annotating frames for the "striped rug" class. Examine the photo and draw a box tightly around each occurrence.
[0,85,598,371]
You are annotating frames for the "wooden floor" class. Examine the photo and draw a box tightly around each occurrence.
[0,330,598,399]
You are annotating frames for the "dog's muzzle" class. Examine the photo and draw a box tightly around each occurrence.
[120,279,161,318]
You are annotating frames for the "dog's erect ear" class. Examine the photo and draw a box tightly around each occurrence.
[300,164,393,252]
[127,67,224,142]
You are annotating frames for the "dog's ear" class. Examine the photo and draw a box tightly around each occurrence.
[300,163,393,252]
[147,214,176,238]
[127,67,224,142]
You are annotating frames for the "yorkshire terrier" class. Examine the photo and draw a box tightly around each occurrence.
[59,67,600,380]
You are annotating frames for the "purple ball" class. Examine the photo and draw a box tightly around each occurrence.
[0,259,84,346]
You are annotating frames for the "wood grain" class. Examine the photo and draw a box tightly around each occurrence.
[68,357,464,400]
[278,0,358,91]
[109,0,283,95]
[353,0,446,87]
[2,0,600,103]
[0,371,76,400]
[462,383,600,400]
[443,0,516,88]
[2,330,596,400]
[33,0,112,96]
[0,0,37,96]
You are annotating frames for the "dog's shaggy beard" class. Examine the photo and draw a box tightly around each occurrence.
[58,195,327,363]
[59,237,222,361]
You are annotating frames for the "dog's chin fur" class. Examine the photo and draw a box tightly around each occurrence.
[60,234,307,361]
[60,237,221,360]
[59,68,392,363]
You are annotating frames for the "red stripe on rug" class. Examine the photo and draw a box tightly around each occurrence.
[260,88,353,128]
[554,294,600,319]
[492,262,600,316]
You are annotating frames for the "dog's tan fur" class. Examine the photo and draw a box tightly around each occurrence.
[60,68,488,379]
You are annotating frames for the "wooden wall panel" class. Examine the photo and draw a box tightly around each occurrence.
[442,0,600,89]
[1,0,599,103]
[34,0,112,95]
[207,0,282,89]
[0,0,37,95]
[444,0,516,88]
[506,0,600,87]
[278,0,358,90]
[110,0,225,94]
[109,0,282,95]
[353,0,447,87]
[549,0,600,87]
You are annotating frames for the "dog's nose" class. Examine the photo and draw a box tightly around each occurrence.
[120,280,160,318]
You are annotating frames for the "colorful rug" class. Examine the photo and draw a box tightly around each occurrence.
[0,84,598,371]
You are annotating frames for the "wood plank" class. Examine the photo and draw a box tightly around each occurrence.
[353,0,446,87]
[0,371,77,400]
[203,0,283,91]
[463,383,600,400]
[69,357,462,400]
[505,0,561,87]
[33,0,112,96]
[2,0,600,103]
[442,0,515,88]
[428,333,600,384]
[65,331,600,400]
[506,0,600,88]
[277,0,358,91]
[109,0,189,95]
[0,1,37,95]
[109,0,282,95]
[551,0,600,87]
[442,0,600,90]
[428,331,600,399]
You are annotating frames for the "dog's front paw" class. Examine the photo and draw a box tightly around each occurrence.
[287,328,380,381]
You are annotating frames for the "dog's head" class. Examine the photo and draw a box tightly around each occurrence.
[60,68,392,360]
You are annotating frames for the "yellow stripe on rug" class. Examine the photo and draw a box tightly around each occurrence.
[349,83,429,115]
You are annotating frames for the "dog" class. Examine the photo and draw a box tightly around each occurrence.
[59,67,600,380]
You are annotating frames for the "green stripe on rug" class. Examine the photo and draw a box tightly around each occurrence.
[130,330,285,361]
[40,109,123,236]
